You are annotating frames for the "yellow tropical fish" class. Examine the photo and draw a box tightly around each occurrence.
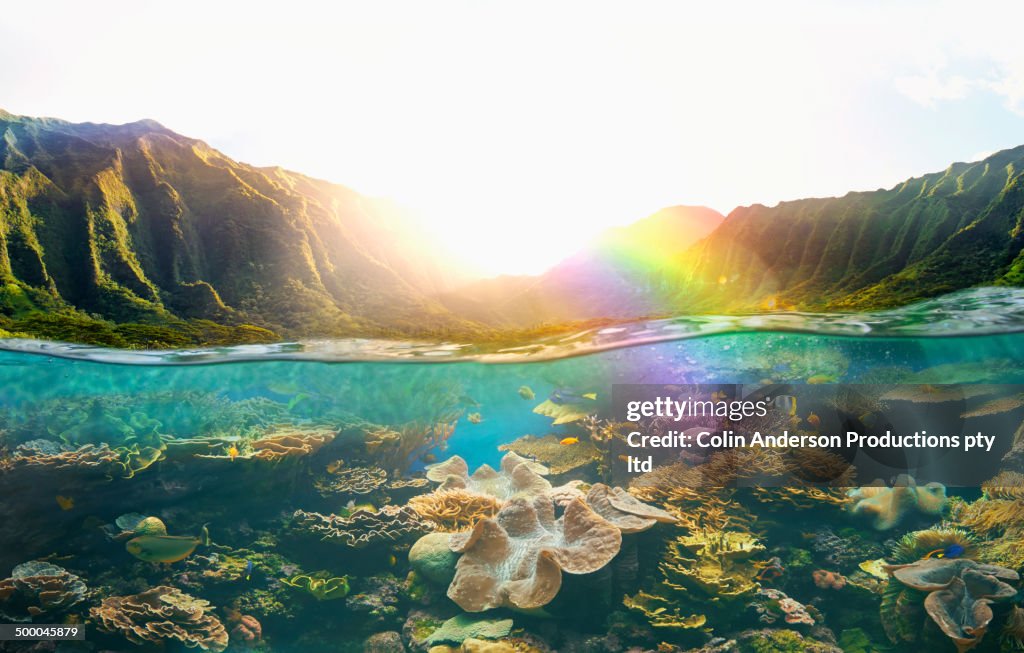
[774,395,798,417]
[559,437,580,446]
[227,445,239,461]
[126,526,210,563]
[806,412,821,427]
[807,374,836,384]
[518,385,535,400]
[55,495,75,511]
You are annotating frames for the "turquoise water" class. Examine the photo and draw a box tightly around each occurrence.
[1,287,1023,652]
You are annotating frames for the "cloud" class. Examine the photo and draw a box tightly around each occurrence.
[894,71,974,109]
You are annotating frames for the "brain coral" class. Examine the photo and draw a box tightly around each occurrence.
[446,494,621,611]
[847,475,947,530]
[426,452,551,500]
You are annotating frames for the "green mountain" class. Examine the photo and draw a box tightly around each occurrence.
[0,110,477,346]
[681,145,1024,312]
[2,109,1023,347]
[449,145,1024,325]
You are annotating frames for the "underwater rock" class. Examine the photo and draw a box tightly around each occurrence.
[409,533,460,586]
[346,574,405,628]
[365,630,406,653]
[882,558,1019,652]
[0,562,88,623]
[408,489,502,532]
[426,453,551,501]
[446,495,621,611]
[423,614,514,646]
[90,585,228,653]
[498,433,601,477]
[749,588,816,626]
[585,483,676,533]
[846,475,947,530]
[725,628,842,653]
[293,505,429,547]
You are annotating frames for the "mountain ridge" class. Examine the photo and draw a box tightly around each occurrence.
[2,109,1023,346]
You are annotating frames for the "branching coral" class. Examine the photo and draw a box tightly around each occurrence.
[0,562,88,623]
[446,495,622,611]
[408,489,502,532]
[882,558,1019,653]
[426,452,551,501]
[660,529,766,599]
[292,506,429,548]
[90,586,228,652]
[622,591,706,630]
[847,475,947,530]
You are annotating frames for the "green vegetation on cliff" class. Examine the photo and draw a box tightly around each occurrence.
[0,110,478,347]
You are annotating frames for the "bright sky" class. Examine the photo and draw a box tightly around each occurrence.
[3,1,1024,275]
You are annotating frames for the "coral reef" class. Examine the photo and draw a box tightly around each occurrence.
[426,452,551,501]
[585,483,676,533]
[91,586,229,652]
[890,526,977,563]
[446,495,621,611]
[199,426,335,462]
[315,465,388,497]
[409,533,461,586]
[662,529,766,599]
[847,475,947,530]
[0,562,88,622]
[882,558,1019,652]
[280,573,350,600]
[7,441,122,475]
[498,433,601,476]
[293,506,430,547]
[811,570,846,590]
[423,614,514,646]
[408,489,503,532]
[748,588,816,625]
[622,591,707,630]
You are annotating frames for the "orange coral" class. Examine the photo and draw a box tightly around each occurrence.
[407,489,502,532]
[91,586,227,652]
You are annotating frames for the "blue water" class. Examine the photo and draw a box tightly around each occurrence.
[3,287,1024,469]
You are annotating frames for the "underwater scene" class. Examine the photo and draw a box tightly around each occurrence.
[1,289,1024,653]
